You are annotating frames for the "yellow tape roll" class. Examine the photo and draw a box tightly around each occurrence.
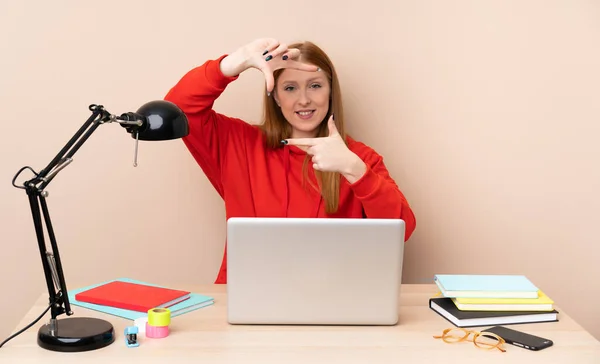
[147,307,171,327]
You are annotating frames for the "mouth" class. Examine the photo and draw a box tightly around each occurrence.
[295,110,316,120]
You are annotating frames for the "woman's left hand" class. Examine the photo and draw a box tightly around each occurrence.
[284,115,367,183]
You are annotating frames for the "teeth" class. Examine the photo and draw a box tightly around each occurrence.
[298,111,313,116]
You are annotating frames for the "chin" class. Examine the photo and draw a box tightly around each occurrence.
[295,122,320,131]
[292,115,325,130]
[290,122,320,135]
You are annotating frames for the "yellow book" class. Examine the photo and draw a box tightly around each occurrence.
[452,290,554,311]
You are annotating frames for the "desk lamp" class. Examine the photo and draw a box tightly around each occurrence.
[8,100,189,352]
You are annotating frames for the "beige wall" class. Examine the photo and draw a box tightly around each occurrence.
[1,0,599,343]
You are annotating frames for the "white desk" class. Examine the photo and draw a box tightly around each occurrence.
[1,284,599,363]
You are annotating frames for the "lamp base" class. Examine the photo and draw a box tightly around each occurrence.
[37,317,115,352]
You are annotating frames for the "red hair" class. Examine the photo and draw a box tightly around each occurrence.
[259,41,347,214]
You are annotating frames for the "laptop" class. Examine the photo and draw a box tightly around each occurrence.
[226,217,406,325]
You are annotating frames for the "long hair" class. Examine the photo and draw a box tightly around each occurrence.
[259,41,346,214]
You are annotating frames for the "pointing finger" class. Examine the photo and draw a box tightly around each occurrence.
[282,138,318,146]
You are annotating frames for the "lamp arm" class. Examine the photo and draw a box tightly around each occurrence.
[34,105,107,190]
[23,104,143,191]
[12,104,143,322]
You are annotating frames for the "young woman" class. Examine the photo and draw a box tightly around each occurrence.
[164,38,416,284]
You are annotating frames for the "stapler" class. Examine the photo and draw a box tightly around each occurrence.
[124,326,139,347]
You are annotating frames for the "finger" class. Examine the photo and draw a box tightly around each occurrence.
[261,40,282,62]
[267,42,288,59]
[261,39,280,56]
[261,68,275,93]
[283,60,320,72]
[278,49,319,71]
[312,163,320,170]
[284,138,318,146]
[282,48,301,60]
[327,114,339,136]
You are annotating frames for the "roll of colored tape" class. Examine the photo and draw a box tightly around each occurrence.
[134,316,148,334]
[148,308,171,327]
[145,322,169,338]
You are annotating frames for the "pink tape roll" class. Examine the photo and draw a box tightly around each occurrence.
[145,322,169,338]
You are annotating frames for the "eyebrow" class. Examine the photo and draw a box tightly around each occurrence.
[280,77,326,84]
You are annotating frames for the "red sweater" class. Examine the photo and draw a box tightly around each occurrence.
[164,56,416,284]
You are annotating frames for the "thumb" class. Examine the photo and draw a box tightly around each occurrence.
[327,114,338,136]
[261,67,275,93]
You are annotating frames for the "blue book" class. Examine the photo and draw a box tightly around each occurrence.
[67,277,214,321]
[434,274,539,299]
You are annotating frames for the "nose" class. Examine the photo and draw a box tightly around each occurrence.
[297,88,311,106]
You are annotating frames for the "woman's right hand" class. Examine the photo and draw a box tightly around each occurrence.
[220,38,319,93]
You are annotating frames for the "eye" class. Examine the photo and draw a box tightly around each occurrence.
[310,83,322,89]
[283,85,295,91]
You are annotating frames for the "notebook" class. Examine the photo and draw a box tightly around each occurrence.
[434,274,539,298]
[75,280,191,312]
[429,297,559,327]
[452,290,554,311]
[68,278,214,320]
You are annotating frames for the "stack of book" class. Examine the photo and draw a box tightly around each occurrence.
[429,274,559,327]
[68,278,214,321]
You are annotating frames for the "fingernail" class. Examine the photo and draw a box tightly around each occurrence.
[280,139,288,145]
[262,50,268,55]
[282,55,288,60]
[265,55,273,61]
[267,92,271,97]
[317,67,321,71]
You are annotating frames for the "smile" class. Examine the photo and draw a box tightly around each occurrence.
[295,110,315,119]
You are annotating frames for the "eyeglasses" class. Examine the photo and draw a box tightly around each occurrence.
[433,327,506,352]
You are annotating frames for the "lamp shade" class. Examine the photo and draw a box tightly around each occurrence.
[125,100,189,141]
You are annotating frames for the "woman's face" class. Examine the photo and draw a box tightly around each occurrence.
[274,67,330,138]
